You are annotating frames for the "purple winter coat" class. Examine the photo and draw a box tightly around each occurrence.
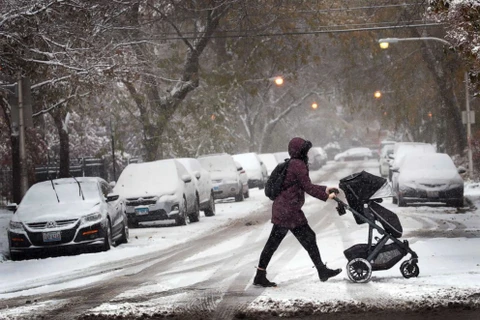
[271,137,329,229]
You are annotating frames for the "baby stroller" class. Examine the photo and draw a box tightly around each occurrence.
[334,171,419,283]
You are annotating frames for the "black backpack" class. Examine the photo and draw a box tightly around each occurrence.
[264,159,290,200]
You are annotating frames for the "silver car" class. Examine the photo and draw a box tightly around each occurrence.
[198,153,244,202]
[7,177,128,260]
[114,159,199,227]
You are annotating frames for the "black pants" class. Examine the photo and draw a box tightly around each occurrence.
[258,223,324,269]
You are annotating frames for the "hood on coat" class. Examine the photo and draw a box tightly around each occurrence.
[288,137,312,161]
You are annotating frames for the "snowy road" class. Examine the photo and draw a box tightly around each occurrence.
[0,160,479,319]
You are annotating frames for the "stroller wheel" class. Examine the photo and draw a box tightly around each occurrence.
[347,258,372,283]
[400,260,420,278]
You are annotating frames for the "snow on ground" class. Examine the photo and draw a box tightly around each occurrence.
[0,161,480,318]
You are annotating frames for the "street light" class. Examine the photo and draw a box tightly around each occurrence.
[378,36,473,176]
[311,102,318,110]
[374,90,382,99]
[274,76,284,86]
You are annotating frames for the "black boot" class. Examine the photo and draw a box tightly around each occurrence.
[253,268,277,287]
[317,264,342,282]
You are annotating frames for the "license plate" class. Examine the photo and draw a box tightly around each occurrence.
[427,191,439,198]
[43,231,61,242]
[135,207,149,215]
[213,186,220,191]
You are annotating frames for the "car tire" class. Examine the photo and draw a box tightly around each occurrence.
[102,220,113,251]
[189,196,200,223]
[204,193,216,217]
[175,197,190,226]
[244,189,249,199]
[127,218,139,228]
[392,196,398,205]
[398,196,407,207]
[259,182,265,190]
[117,220,129,245]
[10,251,24,261]
[447,198,464,208]
[235,188,244,202]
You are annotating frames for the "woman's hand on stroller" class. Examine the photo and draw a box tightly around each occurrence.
[326,187,340,199]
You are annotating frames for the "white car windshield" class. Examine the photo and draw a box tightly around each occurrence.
[21,181,100,206]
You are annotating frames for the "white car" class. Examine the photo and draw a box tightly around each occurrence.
[7,177,128,260]
[379,144,395,177]
[390,142,437,196]
[258,153,278,177]
[274,151,290,163]
[177,158,216,217]
[114,159,199,227]
[394,153,465,207]
[235,161,249,199]
[334,147,373,162]
[313,147,328,167]
[198,153,244,202]
[232,152,268,189]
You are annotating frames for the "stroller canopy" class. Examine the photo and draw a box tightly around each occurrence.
[339,171,387,201]
[339,171,390,224]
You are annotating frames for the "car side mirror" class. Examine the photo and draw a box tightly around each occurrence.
[193,171,201,179]
[388,154,395,160]
[182,174,192,183]
[457,166,467,174]
[106,193,119,202]
[237,166,243,171]
[7,203,17,212]
[392,167,399,173]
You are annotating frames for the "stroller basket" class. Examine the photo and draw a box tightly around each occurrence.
[344,242,407,271]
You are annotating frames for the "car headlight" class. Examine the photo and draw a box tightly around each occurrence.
[82,212,102,224]
[9,221,24,232]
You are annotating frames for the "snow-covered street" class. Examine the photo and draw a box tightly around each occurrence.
[0,160,479,319]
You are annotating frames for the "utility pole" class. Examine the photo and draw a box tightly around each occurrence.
[465,72,474,177]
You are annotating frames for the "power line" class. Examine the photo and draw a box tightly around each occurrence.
[153,23,443,41]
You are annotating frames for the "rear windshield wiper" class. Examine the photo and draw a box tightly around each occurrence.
[71,176,85,200]
[50,179,60,203]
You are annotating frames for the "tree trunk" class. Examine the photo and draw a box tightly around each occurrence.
[52,109,70,178]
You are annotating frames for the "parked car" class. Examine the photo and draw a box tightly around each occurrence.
[389,142,436,181]
[114,159,199,227]
[379,144,395,177]
[177,158,216,217]
[308,148,324,170]
[312,147,328,167]
[7,177,128,260]
[334,147,373,162]
[390,142,436,192]
[393,153,465,207]
[274,151,290,163]
[198,153,244,202]
[258,153,278,177]
[235,161,250,199]
[378,140,396,155]
[232,152,268,189]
